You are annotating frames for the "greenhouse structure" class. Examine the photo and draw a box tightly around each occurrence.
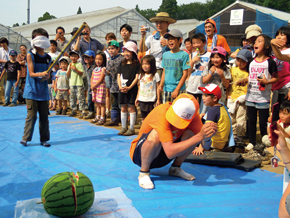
[12,7,157,44]
[0,24,31,53]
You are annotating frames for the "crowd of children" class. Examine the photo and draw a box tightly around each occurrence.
[0,19,290,164]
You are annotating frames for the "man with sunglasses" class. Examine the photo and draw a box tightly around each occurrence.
[55,26,69,56]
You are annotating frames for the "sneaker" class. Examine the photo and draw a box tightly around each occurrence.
[253,143,265,152]
[104,120,118,126]
[61,109,67,115]
[95,119,105,125]
[245,143,254,152]
[242,150,270,162]
[91,117,100,123]
[118,127,128,135]
[79,113,86,119]
[69,110,77,117]
[84,112,94,119]
[123,128,135,136]
[56,109,62,115]
[20,140,27,147]
[3,103,9,107]
[0,100,3,104]
[8,103,17,107]
[41,141,51,147]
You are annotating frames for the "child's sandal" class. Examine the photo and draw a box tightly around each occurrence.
[95,119,105,125]
[91,117,99,123]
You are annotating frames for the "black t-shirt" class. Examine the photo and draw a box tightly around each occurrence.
[117,62,140,92]
[4,61,21,81]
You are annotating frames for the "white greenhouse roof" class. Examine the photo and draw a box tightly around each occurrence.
[12,7,131,40]
[169,19,203,38]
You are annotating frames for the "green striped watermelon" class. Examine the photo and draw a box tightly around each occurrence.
[38,172,94,217]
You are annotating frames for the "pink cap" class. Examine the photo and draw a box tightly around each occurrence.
[198,84,222,100]
[123,41,138,56]
[211,46,227,57]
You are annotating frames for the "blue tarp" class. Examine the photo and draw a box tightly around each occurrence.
[0,106,283,218]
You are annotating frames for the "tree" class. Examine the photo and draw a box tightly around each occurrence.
[12,23,19,27]
[38,12,56,22]
[77,7,82,14]
[158,0,178,19]
[22,22,26,26]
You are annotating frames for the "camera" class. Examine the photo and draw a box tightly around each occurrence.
[143,26,150,32]
[81,32,88,35]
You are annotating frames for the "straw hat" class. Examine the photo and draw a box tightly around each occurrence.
[150,12,176,24]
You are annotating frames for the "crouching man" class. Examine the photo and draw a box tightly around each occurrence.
[130,93,217,189]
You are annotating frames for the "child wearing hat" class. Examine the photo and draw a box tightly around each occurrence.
[82,50,96,119]
[0,50,21,106]
[227,49,252,142]
[67,50,86,117]
[193,84,231,154]
[159,29,190,103]
[55,56,70,115]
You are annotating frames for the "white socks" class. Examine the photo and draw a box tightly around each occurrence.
[121,112,127,128]
[130,112,136,130]
[138,172,154,189]
[169,166,195,181]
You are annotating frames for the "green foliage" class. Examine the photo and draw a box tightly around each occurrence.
[22,22,26,26]
[77,6,82,14]
[158,0,178,19]
[12,23,19,27]
[38,12,56,22]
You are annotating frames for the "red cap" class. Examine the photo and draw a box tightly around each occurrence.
[198,84,222,100]
[205,19,217,33]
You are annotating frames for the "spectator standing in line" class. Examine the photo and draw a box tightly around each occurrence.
[54,26,69,56]
[17,44,27,87]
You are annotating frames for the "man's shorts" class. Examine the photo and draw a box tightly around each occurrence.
[133,130,181,169]
[163,90,186,103]
[56,90,69,101]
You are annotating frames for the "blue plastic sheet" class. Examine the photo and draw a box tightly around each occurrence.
[14,187,142,218]
[0,106,283,218]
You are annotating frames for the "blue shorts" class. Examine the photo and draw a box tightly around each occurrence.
[133,130,181,169]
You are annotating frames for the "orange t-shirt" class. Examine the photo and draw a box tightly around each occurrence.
[129,103,203,160]
[207,35,231,54]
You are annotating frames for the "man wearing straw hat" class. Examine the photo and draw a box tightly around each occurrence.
[139,12,176,78]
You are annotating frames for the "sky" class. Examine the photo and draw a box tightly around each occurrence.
[1,0,206,27]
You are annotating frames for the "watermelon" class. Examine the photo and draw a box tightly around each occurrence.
[38,172,94,217]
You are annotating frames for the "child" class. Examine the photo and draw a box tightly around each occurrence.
[227,49,252,142]
[67,50,86,118]
[48,40,60,60]
[183,37,193,55]
[193,84,231,154]
[82,50,96,119]
[104,33,117,118]
[119,24,137,53]
[244,34,278,147]
[117,41,140,136]
[48,62,59,110]
[104,40,124,126]
[262,101,290,147]
[159,29,190,103]
[202,46,231,104]
[91,52,107,125]
[20,28,51,147]
[0,50,21,106]
[55,56,70,115]
[270,26,290,106]
[186,33,210,105]
[135,55,160,122]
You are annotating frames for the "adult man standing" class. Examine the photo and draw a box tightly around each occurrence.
[55,26,69,56]
[139,12,176,77]
[130,94,217,189]
[204,19,231,55]
[74,25,106,64]
[0,37,12,104]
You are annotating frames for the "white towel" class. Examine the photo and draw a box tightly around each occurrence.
[31,36,50,54]
[228,95,246,114]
